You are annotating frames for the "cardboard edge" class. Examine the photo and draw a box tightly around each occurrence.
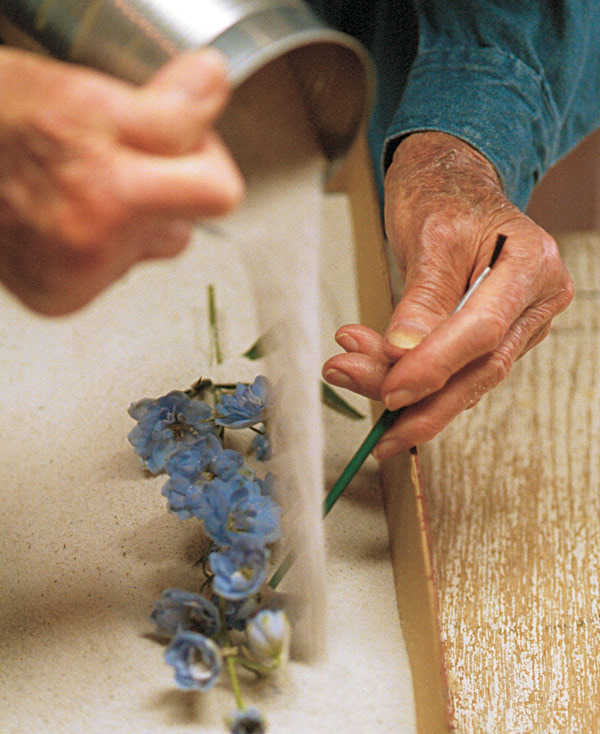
[329,134,453,733]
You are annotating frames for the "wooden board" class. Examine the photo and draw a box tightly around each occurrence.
[420,232,600,732]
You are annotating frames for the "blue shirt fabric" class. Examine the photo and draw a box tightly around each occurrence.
[307,1,600,211]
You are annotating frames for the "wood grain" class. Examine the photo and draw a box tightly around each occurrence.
[420,233,600,733]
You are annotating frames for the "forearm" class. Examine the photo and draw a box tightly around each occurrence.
[385,0,600,209]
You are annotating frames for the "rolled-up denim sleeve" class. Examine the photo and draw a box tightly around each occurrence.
[385,1,600,210]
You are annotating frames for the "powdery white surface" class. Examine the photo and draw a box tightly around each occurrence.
[0,190,415,732]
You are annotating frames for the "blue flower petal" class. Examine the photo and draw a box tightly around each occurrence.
[164,631,222,690]
[209,539,269,601]
[161,437,250,521]
[200,476,281,546]
[215,376,270,429]
[165,434,224,478]
[128,391,216,474]
[150,589,220,638]
[251,433,271,461]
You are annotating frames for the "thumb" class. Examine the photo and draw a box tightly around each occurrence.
[384,262,465,358]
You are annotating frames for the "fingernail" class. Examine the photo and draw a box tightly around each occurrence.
[336,334,359,352]
[323,369,357,391]
[386,325,428,350]
[373,439,403,461]
[384,389,417,411]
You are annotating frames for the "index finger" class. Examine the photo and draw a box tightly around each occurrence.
[115,131,244,218]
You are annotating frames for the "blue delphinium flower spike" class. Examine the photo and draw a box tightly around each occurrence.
[149,589,220,638]
[161,435,246,520]
[164,631,222,690]
[215,376,269,429]
[200,476,281,546]
[209,538,269,600]
[128,391,214,474]
[251,433,271,461]
[228,708,266,734]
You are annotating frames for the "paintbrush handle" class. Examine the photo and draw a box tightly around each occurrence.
[323,408,400,515]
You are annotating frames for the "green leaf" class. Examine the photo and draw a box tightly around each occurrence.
[321,382,365,420]
[242,336,265,361]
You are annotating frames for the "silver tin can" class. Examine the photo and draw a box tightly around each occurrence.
[0,0,374,161]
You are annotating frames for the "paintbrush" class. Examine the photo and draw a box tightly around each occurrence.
[269,232,507,588]
[323,232,507,514]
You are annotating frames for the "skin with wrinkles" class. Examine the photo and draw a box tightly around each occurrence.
[323,131,574,459]
[0,47,244,315]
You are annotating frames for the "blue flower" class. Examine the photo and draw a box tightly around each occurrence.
[165,435,242,480]
[128,391,215,474]
[228,708,266,734]
[149,588,220,638]
[251,433,271,461]
[161,436,246,520]
[215,376,269,429]
[160,473,203,520]
[200,476,281,546]
[164,631,222,690]
[209,539,269,600]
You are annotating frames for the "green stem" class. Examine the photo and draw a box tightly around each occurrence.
[219,597,245,710]
[226,655,244,710]
[268,409,402,589]
[268,549,295,590]
[208,284,223,366]
[231,655,279,676]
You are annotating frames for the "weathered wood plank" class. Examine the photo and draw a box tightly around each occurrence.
[420,233,600,732]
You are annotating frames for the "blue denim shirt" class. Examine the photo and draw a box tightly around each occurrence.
[307,1,600,211]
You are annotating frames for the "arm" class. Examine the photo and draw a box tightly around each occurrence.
[324,1,599,457]
[0,47,243,315]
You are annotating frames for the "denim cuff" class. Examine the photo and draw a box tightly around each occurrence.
[383,46,559,210]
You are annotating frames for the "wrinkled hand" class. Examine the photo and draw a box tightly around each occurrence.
[323,131,574,459]
[0,47,244,315]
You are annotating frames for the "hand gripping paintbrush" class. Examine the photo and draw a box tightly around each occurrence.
[322,232,507,515]
[269,233,507,589]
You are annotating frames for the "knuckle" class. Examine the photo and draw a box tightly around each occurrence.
[555,272,575,311]
[52,183,126,256]
[526,322,552,352]
[485,348,513,386]
[533,231,570,286]
[405,281,455,318]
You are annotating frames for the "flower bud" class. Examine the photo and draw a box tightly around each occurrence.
[246,609,290,663]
